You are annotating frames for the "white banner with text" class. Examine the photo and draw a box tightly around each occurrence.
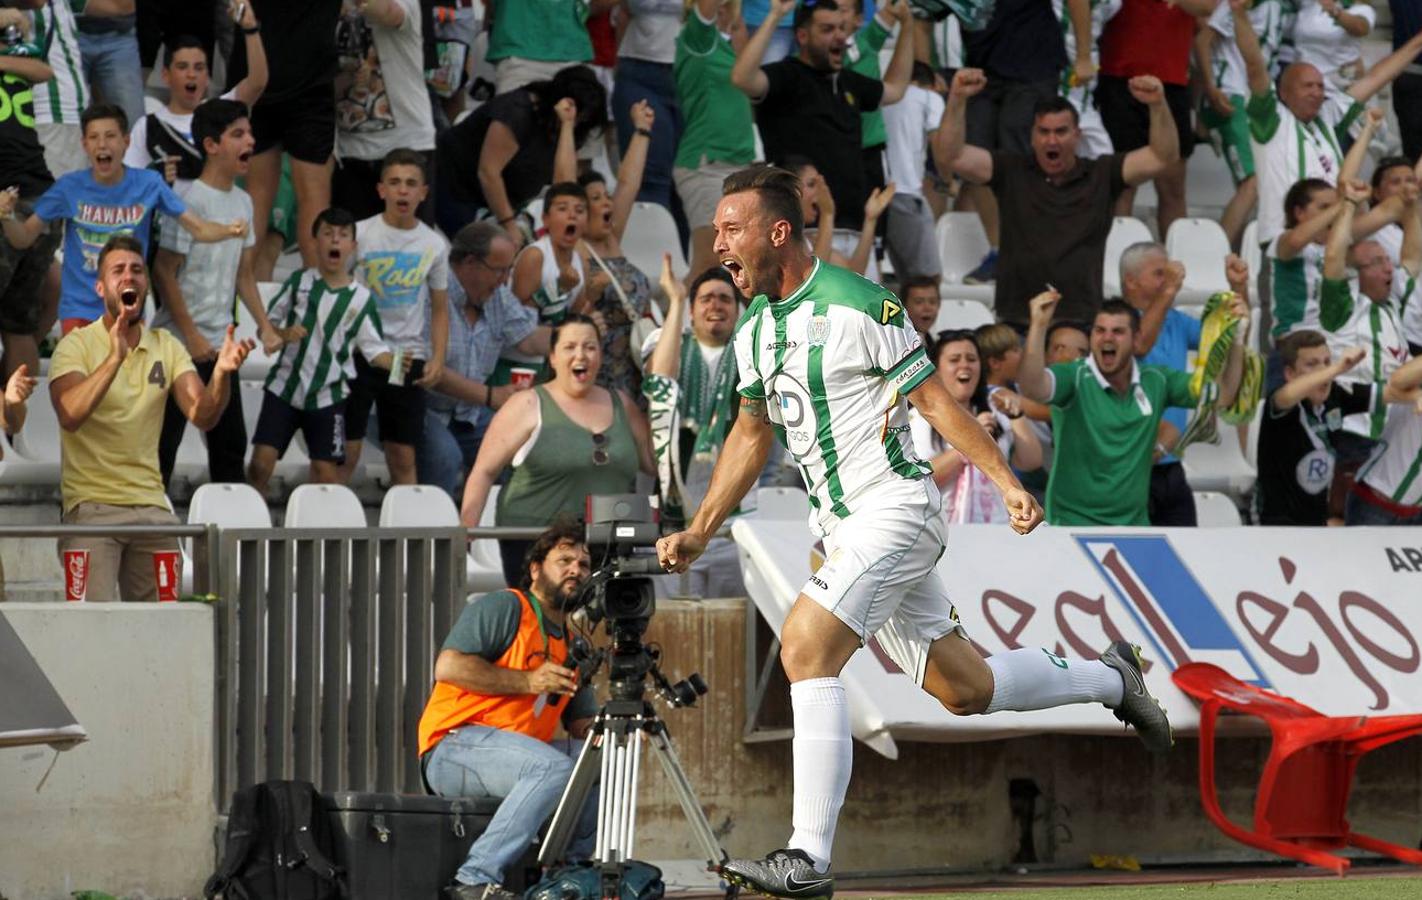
[732,520,1422,758]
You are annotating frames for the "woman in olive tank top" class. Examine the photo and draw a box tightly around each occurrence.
[460,315,655,584]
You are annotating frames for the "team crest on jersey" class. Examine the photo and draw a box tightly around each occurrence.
[807,315,830,346]
[1325,408,1342,430]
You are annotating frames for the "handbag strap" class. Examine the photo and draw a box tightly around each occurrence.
[582,240,664,326]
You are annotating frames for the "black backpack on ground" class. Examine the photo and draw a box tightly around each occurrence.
[205,780,347,900]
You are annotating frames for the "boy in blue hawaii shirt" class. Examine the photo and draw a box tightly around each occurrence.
[0,103,247,332]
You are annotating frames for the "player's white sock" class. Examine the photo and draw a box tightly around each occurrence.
[983,648,1124,714]
[786,676,850,874]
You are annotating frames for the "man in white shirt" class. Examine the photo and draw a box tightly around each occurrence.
[883,61,946,282]
[1231,0,1422,246]
[332,0,437,221]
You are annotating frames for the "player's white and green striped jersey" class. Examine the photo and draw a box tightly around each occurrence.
[1324,271,1413,439]
[1359,402,1422,508]
[29,0,87,126]
[1052,0,1120,104]
[1206,0,1288,100]
[734,259,934,536]
[1268,237,1327,339]
[264,269,391,411]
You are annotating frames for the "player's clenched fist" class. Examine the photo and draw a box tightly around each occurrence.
[1127,75,1165,106]
[1003,488,1044,536]
[951,68,987,99]
[656,530,707,574]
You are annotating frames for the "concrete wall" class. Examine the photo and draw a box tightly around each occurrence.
[630,600,1422,871]
[0,603,216,900]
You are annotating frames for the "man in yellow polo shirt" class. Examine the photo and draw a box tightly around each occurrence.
[50,234,253,601]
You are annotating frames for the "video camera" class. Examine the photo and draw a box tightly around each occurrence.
[571,494,707,707]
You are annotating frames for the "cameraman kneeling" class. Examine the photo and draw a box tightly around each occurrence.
[418,521,599,900]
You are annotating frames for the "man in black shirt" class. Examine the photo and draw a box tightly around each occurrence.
[934,67,1177,327]
[1257,332,1377,526]
[731,0,913,251]
[0,23,62,383]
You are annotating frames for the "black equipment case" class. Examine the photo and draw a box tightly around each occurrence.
[323,792,535,898]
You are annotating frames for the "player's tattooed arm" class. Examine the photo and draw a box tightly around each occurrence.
[739,395,769,422]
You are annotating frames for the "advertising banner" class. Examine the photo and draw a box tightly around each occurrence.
[733,520,1422,758]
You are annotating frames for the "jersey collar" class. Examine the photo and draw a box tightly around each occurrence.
[1085,352,1140,391]
[765,257,821,309]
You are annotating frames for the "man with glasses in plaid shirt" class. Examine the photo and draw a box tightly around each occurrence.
[418,520,600,900]
[418,221,551,499]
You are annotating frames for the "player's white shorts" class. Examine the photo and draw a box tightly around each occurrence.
[800,478,965,685]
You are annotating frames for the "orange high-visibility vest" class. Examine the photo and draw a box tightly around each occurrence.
[418,589,571,755]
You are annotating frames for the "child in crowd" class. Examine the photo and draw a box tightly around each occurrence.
[0,104,247,333]
[153,98,281,487]
[976,321,1024,389]
[512,181,589,324]
[342,148,450,485]
[125,2,268,195]
[248,208,398,493]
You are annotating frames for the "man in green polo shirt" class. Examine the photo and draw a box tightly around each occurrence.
[1018,290,1249,525]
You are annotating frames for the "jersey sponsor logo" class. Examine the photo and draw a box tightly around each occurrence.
[765,340,798,350]
[889,355,928,391]
[0,72,37,129]
[879,298,901,325]
[807,315,830,346]
[1296,449,1333,495]
[808,574,830,591]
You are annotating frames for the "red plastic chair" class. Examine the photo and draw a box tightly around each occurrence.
[1172,662,1422,875]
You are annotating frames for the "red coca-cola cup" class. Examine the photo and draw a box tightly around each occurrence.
[63,549,89,602]
[152,550,181,603]
[510,367,537,389]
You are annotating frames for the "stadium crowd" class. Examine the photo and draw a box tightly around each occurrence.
[1,0,1422,604]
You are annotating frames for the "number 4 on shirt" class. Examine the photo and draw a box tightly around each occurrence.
[148,361,166,389]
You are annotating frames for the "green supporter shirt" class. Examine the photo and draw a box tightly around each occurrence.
[848,16,891,149]
[1045,357,1198,526]
[673,8,756,169]
[487,0,592,65]
[442,589,598,722]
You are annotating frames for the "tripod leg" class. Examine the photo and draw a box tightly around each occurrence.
[597,728,617,861]
[646,728,728,870]
[540,729,603,867]
[624,726,645,857]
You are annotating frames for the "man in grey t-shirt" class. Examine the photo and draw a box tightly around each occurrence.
[153,98,280,486]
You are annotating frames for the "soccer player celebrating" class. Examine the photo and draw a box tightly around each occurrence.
[656,165,1172,899]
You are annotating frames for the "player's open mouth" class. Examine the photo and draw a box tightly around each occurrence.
[721,258,747,290]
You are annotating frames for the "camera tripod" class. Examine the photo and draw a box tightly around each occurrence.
[540,698,733,897]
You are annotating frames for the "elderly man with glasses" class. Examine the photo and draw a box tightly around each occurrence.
[418,221,551,499]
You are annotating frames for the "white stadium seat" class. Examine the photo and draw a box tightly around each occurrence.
[182,482,273,593]
[379,484,458,527]
[467,485,506,596]
[1102,216,1152,299]
[931,299,994,334]
[1193,491,1243,527]
[621,201,686,284]
[752,486,810,521]
[1165,218,1232,297]
[1182,432,1256,499]
[284,483,366,528]
[935,211,991,285]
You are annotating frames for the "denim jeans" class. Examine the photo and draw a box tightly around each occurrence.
[424,726,598,887]
[612,57,686,244]
[417,411,489,501]
[77,29,146,132]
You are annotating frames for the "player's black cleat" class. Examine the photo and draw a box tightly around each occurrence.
[1100,640,1174,754]
[720,849,834,898]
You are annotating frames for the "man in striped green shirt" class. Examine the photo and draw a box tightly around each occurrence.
[28,0,89,177]
[247,207,397,492]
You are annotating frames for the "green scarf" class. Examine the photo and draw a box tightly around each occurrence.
[679,333,739,460]
[1178,292,1264,452]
